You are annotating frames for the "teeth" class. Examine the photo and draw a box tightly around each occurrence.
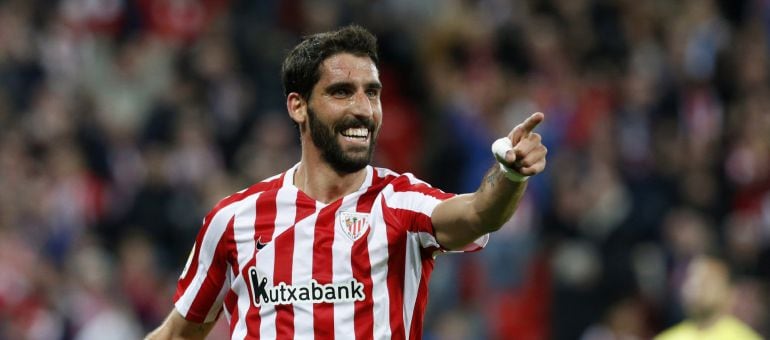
[341,128,369,138]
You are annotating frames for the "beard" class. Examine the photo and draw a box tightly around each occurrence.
[307,106,378,174]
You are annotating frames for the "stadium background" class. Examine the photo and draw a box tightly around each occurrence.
[0,0,768,339]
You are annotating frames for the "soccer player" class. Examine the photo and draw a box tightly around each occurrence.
[147,25,547,339]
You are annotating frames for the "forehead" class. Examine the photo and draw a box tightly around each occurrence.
[317,53,380,85]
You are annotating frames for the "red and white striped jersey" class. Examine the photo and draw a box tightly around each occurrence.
[174,164,488,339]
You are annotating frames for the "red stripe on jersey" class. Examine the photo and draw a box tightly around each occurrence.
[224,219,239,334]
[276,192,315,338]
[245,186,281,339]
[273,191,310,339]
[383,200,407,339]
[225,289,238,335]
[392,209,433,234]
[225,218,240,275]
[313,200,343,339]
[254,188,279,243]
[242,259,260,340]
[408,256,435,340]
[351,230,373,340]
[357,171,396,212]
[274,226,295,339]
[186,216,234,322]
[295,192,317,222]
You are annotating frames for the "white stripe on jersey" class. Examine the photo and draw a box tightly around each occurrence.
[387,191,443,217]
[333,193,363,339]
[231,193,262,340]
[368,187,392,339]
[375,166,398,179]
[404,172,428,186]
[175,203,235,321]
[258,187,297,339]
[291,200,323,338]
[403,232,423,336]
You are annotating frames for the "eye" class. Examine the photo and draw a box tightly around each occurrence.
[365,88,380,98]
[331,87,352,98]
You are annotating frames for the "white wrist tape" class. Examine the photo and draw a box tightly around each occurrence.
[491,138,530,182]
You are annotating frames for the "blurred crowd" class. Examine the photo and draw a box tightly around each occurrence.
[0,0,768,339]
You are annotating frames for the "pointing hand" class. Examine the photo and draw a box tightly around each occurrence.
[492,112,547,177]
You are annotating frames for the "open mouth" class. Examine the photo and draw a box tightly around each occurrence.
[339,127,370,143]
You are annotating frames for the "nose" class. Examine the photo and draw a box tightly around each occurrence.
[349,89,374,118]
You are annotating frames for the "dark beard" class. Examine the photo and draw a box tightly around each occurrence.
[307,107,377,174]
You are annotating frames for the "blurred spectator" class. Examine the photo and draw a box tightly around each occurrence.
[655,253,762,339]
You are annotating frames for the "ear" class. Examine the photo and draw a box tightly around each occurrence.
[287,92,307,125]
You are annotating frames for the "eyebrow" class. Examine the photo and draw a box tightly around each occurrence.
[325,81,382,91]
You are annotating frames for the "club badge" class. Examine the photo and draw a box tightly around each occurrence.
[338,211,370,241]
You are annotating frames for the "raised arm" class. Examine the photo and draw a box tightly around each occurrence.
[145,309,216,340]
[431,112,547,250]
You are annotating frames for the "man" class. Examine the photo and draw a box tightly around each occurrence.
[655,254,762,340]
[147,25,547,339]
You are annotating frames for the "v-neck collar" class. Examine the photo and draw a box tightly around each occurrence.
[283,163,374,208]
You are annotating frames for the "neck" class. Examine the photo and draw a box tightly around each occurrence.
[294,150,367,204]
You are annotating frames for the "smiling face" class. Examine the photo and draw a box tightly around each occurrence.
[299,53,383,173]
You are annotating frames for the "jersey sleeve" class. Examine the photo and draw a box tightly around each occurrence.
[173,203,234,323]
[388,174,489,254]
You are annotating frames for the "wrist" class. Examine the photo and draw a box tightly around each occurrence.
[498,163,529,182]
[491,138,529,182]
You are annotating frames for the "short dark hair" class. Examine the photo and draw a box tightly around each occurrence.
[281,25,379,101]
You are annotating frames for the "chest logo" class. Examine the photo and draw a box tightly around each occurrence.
[256,237,268,251]
[247,268,365,306]
[338,211,370,241]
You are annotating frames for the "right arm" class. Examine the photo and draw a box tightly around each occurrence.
[431,112,546,249]
[145,309,216,340]
[149,200,236,339]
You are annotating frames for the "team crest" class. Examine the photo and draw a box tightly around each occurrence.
[338,211,370,241]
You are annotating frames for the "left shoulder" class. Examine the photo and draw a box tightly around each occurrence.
[369,167,454,202]
[372,167,431,190]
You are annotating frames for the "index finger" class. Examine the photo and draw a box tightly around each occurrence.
[521,112,544,133]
